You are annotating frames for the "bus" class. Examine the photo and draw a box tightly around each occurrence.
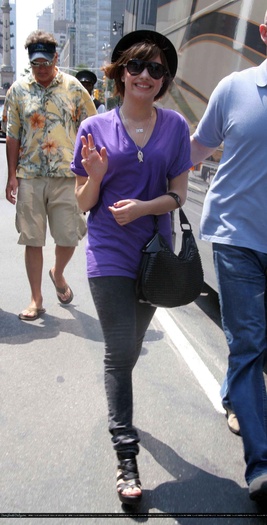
[123,0,266,290]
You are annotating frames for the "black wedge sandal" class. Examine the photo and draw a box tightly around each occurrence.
[117,456,142,506]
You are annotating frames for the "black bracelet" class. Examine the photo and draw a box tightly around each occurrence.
[167,192,181,208]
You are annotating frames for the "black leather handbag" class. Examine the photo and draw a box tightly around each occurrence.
[136,208,204,308]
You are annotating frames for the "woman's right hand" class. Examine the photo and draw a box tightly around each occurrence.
[81,133,108,182]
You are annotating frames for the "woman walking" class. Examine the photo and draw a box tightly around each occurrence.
[71,30,192,506]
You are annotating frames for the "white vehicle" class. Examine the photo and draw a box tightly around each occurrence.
[123,0,266,290]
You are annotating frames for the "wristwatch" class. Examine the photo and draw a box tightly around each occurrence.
[167,192,181,208]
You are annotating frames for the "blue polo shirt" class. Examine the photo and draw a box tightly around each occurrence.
[193,59,267,253]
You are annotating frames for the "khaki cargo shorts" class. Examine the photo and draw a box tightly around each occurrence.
[16,177,87,247]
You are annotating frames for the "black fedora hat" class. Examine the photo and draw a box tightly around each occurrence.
[111,30,178,79]
[76,70,97,84]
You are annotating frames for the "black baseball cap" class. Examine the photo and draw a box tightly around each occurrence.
[111,30,178,79]
[28,42,56,61]
[76,70,97,84]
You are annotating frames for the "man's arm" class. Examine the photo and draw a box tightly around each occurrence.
[190,136,217,166]
[6,136,20,204]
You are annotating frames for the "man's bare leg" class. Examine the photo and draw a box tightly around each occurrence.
[19,245,44,319]
[49,245,75,303]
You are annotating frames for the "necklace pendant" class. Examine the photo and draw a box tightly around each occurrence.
[136,128,144,133]
[137,150,143,163]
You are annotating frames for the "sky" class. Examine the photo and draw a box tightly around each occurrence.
[15,0,52,77]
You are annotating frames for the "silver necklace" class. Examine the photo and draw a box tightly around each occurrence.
[120,107,153,163]
[123,114,151,134]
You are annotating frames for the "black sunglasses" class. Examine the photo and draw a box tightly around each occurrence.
[123,59,168,80]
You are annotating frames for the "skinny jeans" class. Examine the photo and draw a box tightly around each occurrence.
[213,243,267,484]
[89,276,156,457]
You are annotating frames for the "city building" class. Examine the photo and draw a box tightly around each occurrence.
[32,0,126,81]
[74,0,111,78]
[37,5,54,34]
[0,0,15,93]
[58,0,125,78]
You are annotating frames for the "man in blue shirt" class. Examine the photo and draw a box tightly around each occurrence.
[190,12,267,507]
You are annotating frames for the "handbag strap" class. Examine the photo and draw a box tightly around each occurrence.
[153,208,192,234]
[179,208,193,233]
[153,215,159,233]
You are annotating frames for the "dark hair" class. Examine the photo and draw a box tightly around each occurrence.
[104,41,172,101]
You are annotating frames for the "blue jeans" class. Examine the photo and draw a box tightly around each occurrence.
[89,276,156,457]
[213,243,267,484]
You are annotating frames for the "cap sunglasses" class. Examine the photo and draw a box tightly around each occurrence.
[30,60,54,68]
[123,59,168,80]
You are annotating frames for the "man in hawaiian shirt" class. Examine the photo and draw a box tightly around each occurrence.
[4,30,96,320]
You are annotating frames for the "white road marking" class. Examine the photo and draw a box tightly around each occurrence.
[155,308,225,414]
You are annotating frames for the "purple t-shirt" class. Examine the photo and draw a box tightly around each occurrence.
[71,106,192,278]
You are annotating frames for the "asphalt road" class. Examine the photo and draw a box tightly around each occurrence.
[0,141,266,525]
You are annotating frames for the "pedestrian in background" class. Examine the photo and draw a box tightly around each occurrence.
[4,30,96,321]
[190,11,267,507]
[71,30,191,506]
[76,70,106,113]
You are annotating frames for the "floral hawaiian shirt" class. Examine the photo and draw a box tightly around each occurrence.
[3,68,96,178]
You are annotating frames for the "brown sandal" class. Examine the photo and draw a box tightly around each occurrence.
[117,457,142,506]
[19,307,46,321]
[49,269,73,305]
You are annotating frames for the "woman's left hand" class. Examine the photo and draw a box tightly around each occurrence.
[108,199,143,226]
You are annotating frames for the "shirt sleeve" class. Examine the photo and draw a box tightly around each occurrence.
[166,112,193,179]
[193,75,231,148]
[1,94,8,134]
[97,104,106,114]
[4,87,21,140]
[71,119,90,176]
